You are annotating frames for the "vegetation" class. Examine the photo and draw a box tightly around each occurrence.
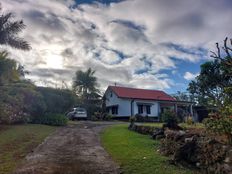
[72,68,99,97]
[32,114,68,126]
[203,113,232,144]
[101,124,192,174]
[0,4,30,50]
[37,87,77,114]
[188,37,232,111]
[0,124,56,174]
[91,111,113,121]
[141,122,204,129]
[188,38,232,144]
[72,68,102,117]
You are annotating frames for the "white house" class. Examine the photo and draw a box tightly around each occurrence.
[104,86,194,120]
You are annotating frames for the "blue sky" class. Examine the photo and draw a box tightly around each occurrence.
[1,0,232,94]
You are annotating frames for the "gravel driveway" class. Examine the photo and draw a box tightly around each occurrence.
[13,121,121,174]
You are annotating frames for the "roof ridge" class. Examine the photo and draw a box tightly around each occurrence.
[109,85,164,92]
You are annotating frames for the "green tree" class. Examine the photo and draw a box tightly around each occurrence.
[72,68,101,117]
[0,4,30,50]
[72,68,100,99]
[0,51,20,85]
[188,38,232,109]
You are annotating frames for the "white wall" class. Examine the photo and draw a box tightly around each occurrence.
[132,100,159,117]
[105,89,131,117]
[105,89,159,117]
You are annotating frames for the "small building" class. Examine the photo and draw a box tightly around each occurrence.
[104,86,194,121]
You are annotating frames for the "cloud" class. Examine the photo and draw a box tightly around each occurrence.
[184,72,199,80]
[1,0,231,92]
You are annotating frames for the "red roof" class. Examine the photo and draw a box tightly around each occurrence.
[108,86,176,101]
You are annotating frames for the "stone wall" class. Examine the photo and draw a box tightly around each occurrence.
[128,123,232,174]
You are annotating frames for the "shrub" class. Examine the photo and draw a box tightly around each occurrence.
[160,110,177,123]
[32,114,68,126]
[129,115,136,123]
[185,116,194,125]
[134,114,149,122]
[203,113,232,144]
[37,87,77,114]
[91,112,113,121]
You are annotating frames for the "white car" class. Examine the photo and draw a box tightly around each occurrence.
[66,107,87,120]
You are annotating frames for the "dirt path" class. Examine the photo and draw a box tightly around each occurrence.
[13,121,121,174]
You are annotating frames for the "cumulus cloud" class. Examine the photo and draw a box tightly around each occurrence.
[1,0,231,92]
[184,72,199,80]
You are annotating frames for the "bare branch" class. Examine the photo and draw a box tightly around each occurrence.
[216,42,221,58]
[224,37,231,58]
[210,51,219,58]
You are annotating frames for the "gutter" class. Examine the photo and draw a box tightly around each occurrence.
[131,99,134,116]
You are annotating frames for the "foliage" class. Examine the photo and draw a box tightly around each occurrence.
[37,87,77,114]
[185,116,194,125]
[172,91,195,102]
[91,111,113,121]
[188,38,232,108]
[160,110,177,123]
[0,51,20,85]
[0,80,76,124]
[72,68,100,99]
[0,4,30,50]
[129,115,136,123]
[188,60,229,107]
[101,124,192,174]
[0,124,56,174]
[72,68,102,117]
[0,81,46,124]
[133,114,149,122]
[32,114,68,126]
[203,113,232,144]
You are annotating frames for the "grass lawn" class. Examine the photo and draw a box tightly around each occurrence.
[0,124,57,174]
[101,124,193,174]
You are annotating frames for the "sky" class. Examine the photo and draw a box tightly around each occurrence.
[1,0,232,94]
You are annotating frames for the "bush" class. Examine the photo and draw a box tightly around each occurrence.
[91,112,113,121]
[185,116,194,125]
[134,114,149,122]
[160,110,177,123]
[203,113,232,144]
[37,87,77,114]
[32,114,68,126]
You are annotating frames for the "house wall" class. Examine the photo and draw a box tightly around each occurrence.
[105,89,160,117]
[132,100,159,117]
[105,89,131,117]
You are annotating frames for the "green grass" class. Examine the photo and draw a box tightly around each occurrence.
[0,124,57,174]
[101,124,193,174]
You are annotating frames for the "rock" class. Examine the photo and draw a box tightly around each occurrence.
[156,135,165,140]
[224,157,230,163]
[152,128,164,139]
[160,129,232,174]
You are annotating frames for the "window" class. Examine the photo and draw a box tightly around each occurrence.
[106,107,110,113]
[146,105,151,114]
[110,91,113,97]
[138,105,143,114]
[112,106,118,115]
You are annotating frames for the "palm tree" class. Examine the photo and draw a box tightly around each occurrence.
[0,5,31,50]
[0,51,19,85]
[72,68,100,99]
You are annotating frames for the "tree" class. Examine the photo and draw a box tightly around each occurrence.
[188,38,232,109]
[72,68,100,99]
[0,51,19,85]
[72,68,101,118]
[172,91,195,102]
[0,4,30,50]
